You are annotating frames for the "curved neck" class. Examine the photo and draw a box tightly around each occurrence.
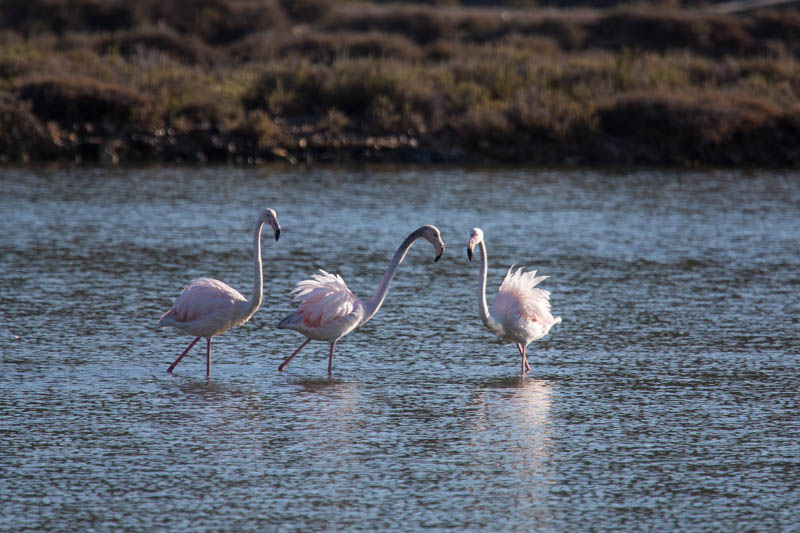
[247,220,265,317]
[361,228,425,325]
[477,241,502,334]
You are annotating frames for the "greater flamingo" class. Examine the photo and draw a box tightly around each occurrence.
[158,208,281,377]
[277,225,445,374]
[467,228,561,374]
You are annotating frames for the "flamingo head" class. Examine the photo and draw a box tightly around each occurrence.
[260,208,281,241]
[467,227,484,261]
[420,225,445,262]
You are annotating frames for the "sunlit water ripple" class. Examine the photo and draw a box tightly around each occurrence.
[1,166,798,531]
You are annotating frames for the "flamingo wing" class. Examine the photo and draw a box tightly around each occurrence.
[285,269,360,328]
[159,277,246,325]
[492,266,554,325]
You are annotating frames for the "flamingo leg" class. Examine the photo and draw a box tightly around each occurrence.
[206,338,212,378]
[327,341,337,375]
[278,338,311,372]
[516,343,531,374]
[167,336,201,373]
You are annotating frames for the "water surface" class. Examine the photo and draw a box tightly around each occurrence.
[1,166,798,531]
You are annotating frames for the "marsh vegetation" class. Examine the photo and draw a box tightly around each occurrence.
[2,0,800,164]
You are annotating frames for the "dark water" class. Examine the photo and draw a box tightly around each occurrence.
[1,166,798,531]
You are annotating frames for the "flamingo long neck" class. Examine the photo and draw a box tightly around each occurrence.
[477,241,502,334]
[361,229,424,326]
[246,220,265,318]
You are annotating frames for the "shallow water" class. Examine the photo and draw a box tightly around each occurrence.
[1,166,798,531]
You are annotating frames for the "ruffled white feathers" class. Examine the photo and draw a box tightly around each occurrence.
[289,269,360,325]
[492,266,558,326]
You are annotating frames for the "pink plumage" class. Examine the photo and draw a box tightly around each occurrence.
[290,270,360,327]
[158,208,280,377]
[158,278,248,337]
[492,266,559,338]
[276,225,446,375]
[468,228,561,374]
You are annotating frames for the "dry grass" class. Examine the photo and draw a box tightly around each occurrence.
[2,0,800,164]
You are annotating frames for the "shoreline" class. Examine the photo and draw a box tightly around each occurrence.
[3,126,799,167]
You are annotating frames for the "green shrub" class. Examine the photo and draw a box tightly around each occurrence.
[135,0,287,45]
[0,0,137,35]
[316,107,350,134]
[514,16,587,51]
[0,89,45,154]
[231,109,282,148]
[238,31,423,64]
[508,86,592,142]
[280,0,331,23]
[0,42,53,84]
[324,5,456,45]
[95,26,214,65]
[16,75,151,126]
[596,90,785,162]
[452,101,513,145]
[590,9,710,52]
[243,61,330,114]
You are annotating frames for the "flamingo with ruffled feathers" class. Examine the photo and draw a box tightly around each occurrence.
[277,225,445,374]
[158,208,281,377]
[467,228,561,374]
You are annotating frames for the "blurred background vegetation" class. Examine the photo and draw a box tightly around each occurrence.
[1,0,799,165]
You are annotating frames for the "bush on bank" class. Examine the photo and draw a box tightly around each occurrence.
[1,0,799,165]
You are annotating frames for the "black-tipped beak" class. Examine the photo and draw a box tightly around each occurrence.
[274,228,281,241]
[467,246,473,262]
[435,247,444,263]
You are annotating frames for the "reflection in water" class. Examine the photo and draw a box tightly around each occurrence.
[509,379,553,463]
[471,377,553,441]
[288,378,361,453]
[467,378,555,528]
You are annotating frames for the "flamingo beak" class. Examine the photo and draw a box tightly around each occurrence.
[435,242,444,263]
[274,227,281,241]
[467,245,473,262]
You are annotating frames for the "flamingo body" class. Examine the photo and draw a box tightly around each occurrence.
[277,225,445,374]
[490,266,561,346]
[277,270,364,341]
[159,208,280,377]
[468,228,561,373]
[158,278,252,338]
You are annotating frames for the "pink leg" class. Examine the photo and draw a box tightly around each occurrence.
[516,343,530,373]
[206,338,212,378]
[167,336,201,373]
[327,341,337,375]
[279,338,311,371]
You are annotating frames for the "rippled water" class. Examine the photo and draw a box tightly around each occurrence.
[2,166,798,531]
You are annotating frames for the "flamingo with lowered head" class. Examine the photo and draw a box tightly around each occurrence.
[158,208,281,377]
[467,228,561,374]
[277,225,445,374]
